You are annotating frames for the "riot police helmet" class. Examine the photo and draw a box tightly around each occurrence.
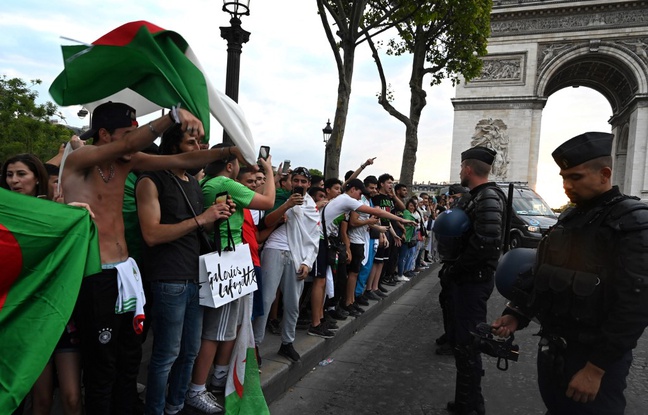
[495,248,537,301]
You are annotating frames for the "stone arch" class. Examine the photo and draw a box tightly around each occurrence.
[450,0,648,200]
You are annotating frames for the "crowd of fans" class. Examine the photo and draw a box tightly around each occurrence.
[2,116,462,415]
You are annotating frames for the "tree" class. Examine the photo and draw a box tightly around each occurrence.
[309,168,324,177]
[367,0,491,187]
[317,0,419,179]
[0,76,71,164]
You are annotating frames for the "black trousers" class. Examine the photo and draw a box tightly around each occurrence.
[538,343,631,415]
[446,277,494,414]
[74,269,143,415]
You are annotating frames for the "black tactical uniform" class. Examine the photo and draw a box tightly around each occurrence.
[503,132,648,415]
[441,147,506,415]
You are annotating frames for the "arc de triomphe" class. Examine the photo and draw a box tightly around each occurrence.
[450,0,648,199]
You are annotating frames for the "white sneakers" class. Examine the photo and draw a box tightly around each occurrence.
[185,389,223,414]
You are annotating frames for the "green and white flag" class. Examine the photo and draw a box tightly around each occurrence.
[49,20,256,164]
[0,189,101,413]
[225,294,269,415]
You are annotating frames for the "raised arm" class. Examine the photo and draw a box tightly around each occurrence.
[65,108,202,172]
[343,157,375,187]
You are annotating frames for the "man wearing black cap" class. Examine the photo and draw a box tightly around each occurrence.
[440,145,507,415]
[61,102,250,415]
[493,132,648,415]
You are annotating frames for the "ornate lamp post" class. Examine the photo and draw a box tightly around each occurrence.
[322,119,333,178]
[221,0,251,144]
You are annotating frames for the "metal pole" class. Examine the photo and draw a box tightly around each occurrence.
[220,17,250,144]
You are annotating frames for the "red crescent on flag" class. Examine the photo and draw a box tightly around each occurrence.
[233,356,246,398]
[0,224,23,311]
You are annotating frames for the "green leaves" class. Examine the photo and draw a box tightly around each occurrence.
[0,76,69,164]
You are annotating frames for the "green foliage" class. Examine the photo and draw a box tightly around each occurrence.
[376,0,492,86]
[309,168,323,177]
[0,76,71,165]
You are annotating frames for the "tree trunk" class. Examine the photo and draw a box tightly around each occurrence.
[324,44,356,180]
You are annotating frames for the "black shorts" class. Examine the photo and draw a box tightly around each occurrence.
[347,243,365,273]
[310,238,328,279]
[374,245,388,263]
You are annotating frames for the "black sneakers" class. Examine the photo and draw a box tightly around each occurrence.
[355,294,370,306]
[326,308,348,321]
[320,318,339,331]
[364,290,382,301]
[340,303,362,317]
[308,323,335,339]
[278,342,301,362]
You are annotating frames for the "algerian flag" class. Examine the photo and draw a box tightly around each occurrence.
[49,20,256,164]
[225,294,269,415]
[0,189,101,412]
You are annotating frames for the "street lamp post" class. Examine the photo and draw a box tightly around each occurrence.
[221,0,251,145]
[322,119,333,178]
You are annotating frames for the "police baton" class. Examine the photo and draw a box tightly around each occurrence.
[502,183,514,253]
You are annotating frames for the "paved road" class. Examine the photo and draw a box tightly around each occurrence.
[269,270,648,415]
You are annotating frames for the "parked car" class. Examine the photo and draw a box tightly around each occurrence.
[497,183,558,249]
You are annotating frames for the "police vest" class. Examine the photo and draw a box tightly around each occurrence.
[529,194,648,338]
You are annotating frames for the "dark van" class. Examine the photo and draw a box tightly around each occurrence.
[497,183,558,249]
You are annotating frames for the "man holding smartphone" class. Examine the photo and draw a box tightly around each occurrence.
[252,166,320,362]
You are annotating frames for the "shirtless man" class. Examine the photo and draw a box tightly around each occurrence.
[62,102,248,415]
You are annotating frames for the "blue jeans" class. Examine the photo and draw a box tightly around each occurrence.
[397,243,416,276]
[145,281,203,415]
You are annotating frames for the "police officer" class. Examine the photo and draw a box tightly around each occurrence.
[439,146,507,415]
[493,132,648,415]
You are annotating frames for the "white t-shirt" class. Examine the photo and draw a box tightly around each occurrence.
[348,194,371,244]
[322,193,363,237]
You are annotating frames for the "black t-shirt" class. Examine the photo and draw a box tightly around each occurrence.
[372,193,395,226]
[137,170,204,281]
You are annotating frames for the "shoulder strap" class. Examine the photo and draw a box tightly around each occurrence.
[321,204,329,241]
[167,171,218,253]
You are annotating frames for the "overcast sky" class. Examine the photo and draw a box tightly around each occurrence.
[1,1,613,208]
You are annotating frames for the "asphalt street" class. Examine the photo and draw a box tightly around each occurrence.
[268,267,648,415]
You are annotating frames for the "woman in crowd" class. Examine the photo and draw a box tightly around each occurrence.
[396,198,419,281]
[2,153,83,415]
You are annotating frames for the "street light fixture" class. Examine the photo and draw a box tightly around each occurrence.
[77,108,88,119]
[322,119,333,178]
[322,119,333,144]
[221,0,251,144]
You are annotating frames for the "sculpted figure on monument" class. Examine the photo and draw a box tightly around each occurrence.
[470,119,509,179]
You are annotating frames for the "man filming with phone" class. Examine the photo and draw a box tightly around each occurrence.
[252,166,321,363]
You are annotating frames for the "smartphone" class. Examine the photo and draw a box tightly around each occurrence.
[282,160,291,175]
[215,191,228,205]
[293,186,305,196]
[258,145,270,160]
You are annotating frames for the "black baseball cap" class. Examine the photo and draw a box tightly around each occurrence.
[79,102,138,140]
